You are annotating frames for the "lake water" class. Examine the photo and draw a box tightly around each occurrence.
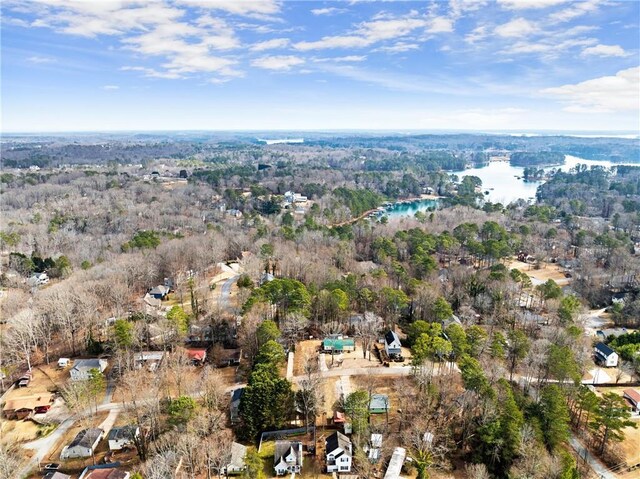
[385,199,439,218]
[451,155,639,205]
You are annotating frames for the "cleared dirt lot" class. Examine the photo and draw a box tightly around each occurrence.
[507,259,571,286]
[594,386,640,466]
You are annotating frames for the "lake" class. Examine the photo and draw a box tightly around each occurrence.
[451,155,639,205]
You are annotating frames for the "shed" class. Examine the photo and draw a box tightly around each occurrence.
[369,394,390,414]
[623,389,640,414]
[58,358,71,368]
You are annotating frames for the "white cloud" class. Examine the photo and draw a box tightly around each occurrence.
[581,44,629,58]
[542,67,640,112]
[494,18,538,37]
[314,55,367,62]
[549,0,599,23]
[294,15,447,51]
[311,7,347,16]
[176,0,281,18]
[26,55,56,64]
[498,0,568,9]
[120,66,184,79]
[251,55,305,70]
[465,25,488,44]
[249,38,290,51]
[102,85,119,90]
[376,42,420,53]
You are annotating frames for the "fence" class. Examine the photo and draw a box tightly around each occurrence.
[258,426,316,453]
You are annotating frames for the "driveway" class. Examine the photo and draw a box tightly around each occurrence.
[569,435,618,479]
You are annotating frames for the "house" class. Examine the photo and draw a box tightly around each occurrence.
[623,389,640,415]
[259,272,275,285]
[224,442,247,475]
[217,348,242,367]
[148,285,170,300]
[134,351,165,371]
[284,191,308,204]
[2,394,54,419]
[333,410,345,424]
[230,388,244,424]
[594,343,619,367]
[61,428,104,459]
[384,331,402,357]
[79,463,130,479]
[326,431,353,473]
[273,441,303,476]
[70,359,108,380]
[44,473,71,479]
[186,348,207,365]
[27,272,49,287]
[369,394,390,414]
[322,335,356,353]
[383,447,406,479]
[107,425,140,451]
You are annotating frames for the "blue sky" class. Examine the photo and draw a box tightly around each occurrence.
[1,0,639,132]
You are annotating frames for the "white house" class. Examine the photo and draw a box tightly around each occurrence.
[107,425,139,451]
[326,431,352,473]
[60,428,103,459]
[70,359,108,381]
[224,442,247,475]
[594,343,619,368]
[274,441,302,476]
[384,331,402,357]
[27,272,49,287]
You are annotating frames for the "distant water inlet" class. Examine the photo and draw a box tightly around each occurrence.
[380,198,439,219]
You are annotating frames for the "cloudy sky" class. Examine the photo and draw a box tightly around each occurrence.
[2,0,639,132]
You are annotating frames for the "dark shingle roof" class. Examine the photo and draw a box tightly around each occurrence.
[68,428,103,449]
[326,431,351,455]
[595,342,615,357]
[384,330,400,347]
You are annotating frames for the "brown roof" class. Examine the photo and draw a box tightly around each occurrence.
[624,389,640,404]
[84,467,129,479]
[2,394,54,412]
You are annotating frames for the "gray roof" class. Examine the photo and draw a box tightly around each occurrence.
[71,359,105,373]
[44,473,71,479]
[149,285,170,295]
[274,441,302,466]
[326,431,351,455]
[68,428,103,449]
[229,442,247,469]
[107,425,138,441]
[369,394,390,410]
